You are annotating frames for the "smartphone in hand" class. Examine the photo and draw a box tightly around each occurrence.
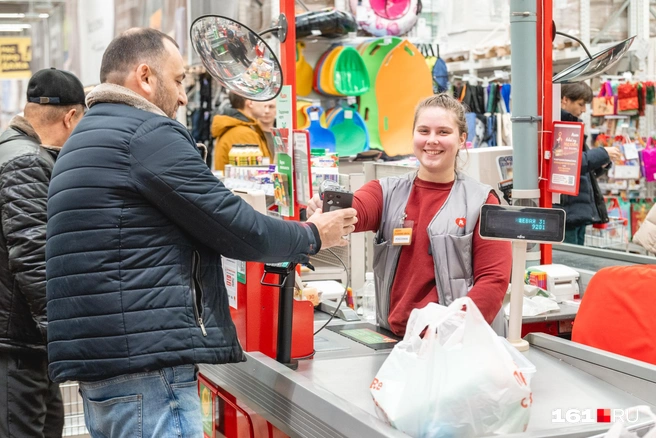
[322,190,353,212]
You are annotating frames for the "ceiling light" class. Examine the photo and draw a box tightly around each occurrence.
[0,24,31,32]
[39,13,50,18]
[0,13,26,19]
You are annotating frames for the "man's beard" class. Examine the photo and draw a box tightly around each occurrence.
[153,80,177,119]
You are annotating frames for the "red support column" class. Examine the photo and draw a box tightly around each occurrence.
[279,0,297,130]
[538,0,554,264]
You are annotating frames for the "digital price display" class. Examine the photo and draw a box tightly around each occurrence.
[479,205,566,243]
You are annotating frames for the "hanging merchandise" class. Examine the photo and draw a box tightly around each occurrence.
[296,42,313,97]
[305,106,337,152]
[333,47,370,96]
[319,46,345,95]
[296,8,358,39]
[328,105,370,156]
[349,0,422,37]
[432,56,448,93]
[592,82,616,116]
[312,46,370,97]
[376,40,433,156]
[617,82,639,114]
[421,45,437,71]
[312,49,333,94]
[642,137,656,182]
[358,37,402,150]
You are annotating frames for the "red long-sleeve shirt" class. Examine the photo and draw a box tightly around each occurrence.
[353,178,512,335]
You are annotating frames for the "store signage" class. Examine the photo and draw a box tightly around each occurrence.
[548,121,584,196]
[0,37,31,79]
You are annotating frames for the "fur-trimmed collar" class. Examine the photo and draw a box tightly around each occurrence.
[86,83,167,117]
[8,115,41,143]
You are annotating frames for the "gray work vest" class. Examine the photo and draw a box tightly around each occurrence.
[373,171,507,335]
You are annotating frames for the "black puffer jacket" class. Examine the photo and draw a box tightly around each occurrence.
[554,110,610,227]
[46,84,320,382]
[0,117,57,354]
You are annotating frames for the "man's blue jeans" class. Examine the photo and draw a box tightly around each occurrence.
[79,365,202,438]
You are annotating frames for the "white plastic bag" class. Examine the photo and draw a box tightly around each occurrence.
[371,297,533,437]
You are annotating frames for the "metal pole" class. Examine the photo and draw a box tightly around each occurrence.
[276,270,297,369]
[510,1,539,196]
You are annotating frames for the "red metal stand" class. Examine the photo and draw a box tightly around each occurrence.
[539,0,554,264]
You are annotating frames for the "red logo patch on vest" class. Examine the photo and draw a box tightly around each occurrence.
[455,218,466,228]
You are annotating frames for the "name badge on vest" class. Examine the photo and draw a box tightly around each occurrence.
[392,219,414,245]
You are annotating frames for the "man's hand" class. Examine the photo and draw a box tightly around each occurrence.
[307,194,322,216]
[307,207,357,248]
[604,146,622,162]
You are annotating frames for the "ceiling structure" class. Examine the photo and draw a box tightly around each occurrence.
[0,0,64,32]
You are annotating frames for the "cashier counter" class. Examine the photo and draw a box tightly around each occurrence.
[200,244,656,438]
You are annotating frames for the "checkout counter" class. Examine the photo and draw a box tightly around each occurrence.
[198,217,656,437]
[202,159,656,437]
[200,315,656,437]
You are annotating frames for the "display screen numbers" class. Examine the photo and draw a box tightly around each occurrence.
[516,217,547,231]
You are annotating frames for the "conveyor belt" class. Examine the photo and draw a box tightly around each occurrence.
[553,244,655,272]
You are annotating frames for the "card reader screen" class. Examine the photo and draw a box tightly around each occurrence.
[479,205,566,243]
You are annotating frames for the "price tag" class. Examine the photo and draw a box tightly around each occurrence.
[345,110,353,119]
[309,111,319,121]
[623,142,639,160]
[384,37,392,45]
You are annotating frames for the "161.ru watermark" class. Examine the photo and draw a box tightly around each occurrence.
[552,408,640,424]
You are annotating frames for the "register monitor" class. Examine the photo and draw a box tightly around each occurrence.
[460,146,513,200]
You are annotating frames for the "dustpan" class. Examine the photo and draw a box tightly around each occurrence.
[333,47,370,96]
[376,40,432,156]
[296,42,313,97]
[359,37,402,149]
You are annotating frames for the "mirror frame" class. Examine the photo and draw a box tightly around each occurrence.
[189,14,284,101]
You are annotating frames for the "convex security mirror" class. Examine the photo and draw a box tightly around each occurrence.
[190,15,286,101]
[552,26,635,83]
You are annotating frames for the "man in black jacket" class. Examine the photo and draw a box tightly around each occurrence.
[0,68,85,438]
[46,28,356,437]
[555,82,621,244]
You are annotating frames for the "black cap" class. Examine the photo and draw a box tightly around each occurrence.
[27,68,86,106]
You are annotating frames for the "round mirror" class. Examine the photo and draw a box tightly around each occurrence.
[190,15,283,101]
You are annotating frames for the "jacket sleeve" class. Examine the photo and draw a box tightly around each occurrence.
[130,118,319,263]
[0,155,50,341]
[582,147,610,174]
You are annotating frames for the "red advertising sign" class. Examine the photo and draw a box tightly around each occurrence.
[548,121,584,196]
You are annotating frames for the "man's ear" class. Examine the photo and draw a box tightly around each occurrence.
[135,63,155,96]
[63,108,78,129]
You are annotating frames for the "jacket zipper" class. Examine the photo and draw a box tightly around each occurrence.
[191,250,207,336]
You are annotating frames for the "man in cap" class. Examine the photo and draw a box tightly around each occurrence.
[0,67,85,438]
